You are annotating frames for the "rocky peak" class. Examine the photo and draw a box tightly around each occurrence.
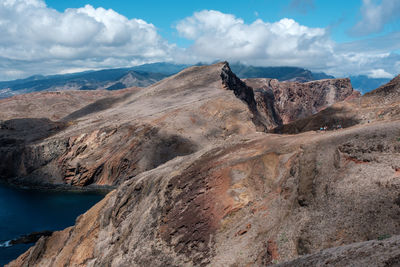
[220,62,281,130]
[220,62,257,111]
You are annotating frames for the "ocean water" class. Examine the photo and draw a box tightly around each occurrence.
[0,183,105,266]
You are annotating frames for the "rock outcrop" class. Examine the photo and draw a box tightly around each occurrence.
[276,74,400,134]
[6,68,400,266]
[9,231,53,246]
[244,78,359,124]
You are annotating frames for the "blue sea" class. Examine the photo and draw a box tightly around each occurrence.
[0,183,105,266]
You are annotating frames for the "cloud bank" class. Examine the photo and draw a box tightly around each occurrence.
[0,0,173,80]
[176,10,398,78]
[176,10,333,68]
[0,1,398,80]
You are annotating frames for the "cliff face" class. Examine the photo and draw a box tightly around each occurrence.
[220,63,281,130]
[277,74,400,134]
[244,78,359,124]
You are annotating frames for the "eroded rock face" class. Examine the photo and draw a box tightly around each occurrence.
[60,124,198,186]
[244,78,359,124]
[276,74,400,134]
[221,63,281,130]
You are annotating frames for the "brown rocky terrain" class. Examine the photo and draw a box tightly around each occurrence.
[276,74,400,134]
[3,63,400,266]
[0,64,359,188]
[0,62,275,187]
[244,78,359,124]
[0,89,136,121]
[277,235,400,267]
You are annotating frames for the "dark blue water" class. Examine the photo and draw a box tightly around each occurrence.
[0,183,105,266]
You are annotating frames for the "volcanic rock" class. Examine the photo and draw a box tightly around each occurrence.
[276,74,400,134]
[9,231,53,245]
[244,78,359,124]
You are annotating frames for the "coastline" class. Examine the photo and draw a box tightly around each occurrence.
[0,179,115,194]
[0,181,108,266]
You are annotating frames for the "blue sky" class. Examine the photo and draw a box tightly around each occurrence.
[0,0,399,80]
[46,0,363,45]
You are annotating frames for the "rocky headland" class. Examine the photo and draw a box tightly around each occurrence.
[2,62,399,266]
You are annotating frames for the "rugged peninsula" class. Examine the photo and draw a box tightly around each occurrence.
[2,63,399,266]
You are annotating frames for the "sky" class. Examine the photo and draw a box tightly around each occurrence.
[0,0,399,80]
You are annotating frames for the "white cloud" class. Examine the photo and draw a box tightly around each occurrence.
[0,3,399,81]
[176,10,333,68]
[351,0,400,36]
[175,10,400,78]
[58,67,96,75]
[368,69,394,78]
[0,0,174,80]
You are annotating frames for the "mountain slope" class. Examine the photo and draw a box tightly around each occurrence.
[0,62,276,187]
[8,105,400,266]
[0,62,356,189]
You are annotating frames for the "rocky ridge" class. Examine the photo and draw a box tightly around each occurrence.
[0,62,276,187]
[0,63,358,188]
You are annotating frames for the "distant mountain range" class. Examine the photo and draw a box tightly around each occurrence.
[229,64,334,82]
[0,62,391,99]
[0,68,168,99]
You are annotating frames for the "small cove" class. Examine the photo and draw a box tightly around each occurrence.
[0,183,105,266]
